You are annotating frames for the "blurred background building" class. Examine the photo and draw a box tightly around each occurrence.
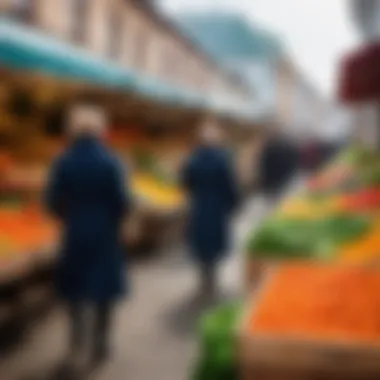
[169,11,325,136]
[0,0,251,109]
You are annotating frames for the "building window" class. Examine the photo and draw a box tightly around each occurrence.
[9,0,35,23]
[107,9,123,60]
[160,42,175,81]
[134,23,148,71]
[69,0,88,44]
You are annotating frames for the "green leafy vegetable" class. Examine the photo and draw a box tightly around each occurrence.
[246,214,370,259]
[191,302,241,380]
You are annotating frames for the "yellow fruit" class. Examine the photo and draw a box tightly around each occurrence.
[131,173,184,209]
[276,197,339,220]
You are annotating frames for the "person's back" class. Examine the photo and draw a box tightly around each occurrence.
[260,137,284,193]
[50,136,127,300]
[45,100,129,374]
[182,121,238,295]
[260,135,298,195]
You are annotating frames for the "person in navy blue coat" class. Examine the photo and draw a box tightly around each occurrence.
[259,130,299,200]
[45,101,129,369]
[182,122,239,296]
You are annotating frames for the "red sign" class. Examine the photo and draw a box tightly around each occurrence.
[338,42,380,103]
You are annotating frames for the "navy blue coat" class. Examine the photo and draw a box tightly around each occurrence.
[182,146,239,265]
[45,137,129,302]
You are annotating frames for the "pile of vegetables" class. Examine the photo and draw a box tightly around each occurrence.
[0,201,56,263]
[337,220,380,264]
[337,187,380,212]
[275,196,339,219]
[192,302,241,380]
[246,214,370,260]
[249,264,380,343]
[246,146,380,263]
[306,146,380,196]
[129,148,184,210]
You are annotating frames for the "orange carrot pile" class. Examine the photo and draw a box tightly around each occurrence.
[249,264,380,343]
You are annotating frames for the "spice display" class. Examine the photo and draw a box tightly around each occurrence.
[249,264,380,343]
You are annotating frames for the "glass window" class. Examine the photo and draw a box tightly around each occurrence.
[10,0,35,23]
[70,0,88,44]
[134,24,148,71]
[107,9,123,60]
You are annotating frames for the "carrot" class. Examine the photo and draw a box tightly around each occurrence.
[249,264,380,343]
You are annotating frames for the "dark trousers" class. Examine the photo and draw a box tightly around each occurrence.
[68,301,112,357]
[199,261,217,294]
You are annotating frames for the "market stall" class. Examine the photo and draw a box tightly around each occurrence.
[0,18,264,349]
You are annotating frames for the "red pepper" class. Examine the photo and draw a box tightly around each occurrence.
[340,187,380,211]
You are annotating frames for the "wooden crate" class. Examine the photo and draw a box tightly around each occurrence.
[244,257,266,292]
[238,269,380,380]
[244,255,279,292]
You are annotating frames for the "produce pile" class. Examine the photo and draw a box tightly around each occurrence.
[246,214,371,260]
[248,264,380,343]
[246,146,380,264]
[129,148,184,211]
[0,201,57,269]
[0,144,185,212]
[131,173,184,211]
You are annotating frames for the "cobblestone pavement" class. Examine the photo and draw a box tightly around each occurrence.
[0,180,304,380]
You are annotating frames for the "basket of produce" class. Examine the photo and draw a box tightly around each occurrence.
[239,263,380,379]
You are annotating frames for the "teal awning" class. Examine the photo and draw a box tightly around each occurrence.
[0,18,254,120]
[0,18,136,89]
[0,18,204,107]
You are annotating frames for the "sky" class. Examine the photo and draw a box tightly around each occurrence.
[160,0,359,98]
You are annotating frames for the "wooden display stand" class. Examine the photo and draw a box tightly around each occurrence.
[239,329,380,379]
[244,257,267,292]
[124,203,186,255]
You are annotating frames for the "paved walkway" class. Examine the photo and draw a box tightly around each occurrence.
[0,184,301,380]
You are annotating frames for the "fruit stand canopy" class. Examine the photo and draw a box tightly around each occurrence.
[0,18,255,120]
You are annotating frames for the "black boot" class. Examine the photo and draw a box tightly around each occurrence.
[91,303,112,367]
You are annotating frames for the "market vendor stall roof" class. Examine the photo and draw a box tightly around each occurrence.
[0,17,256,121]
[0,18,137,89]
